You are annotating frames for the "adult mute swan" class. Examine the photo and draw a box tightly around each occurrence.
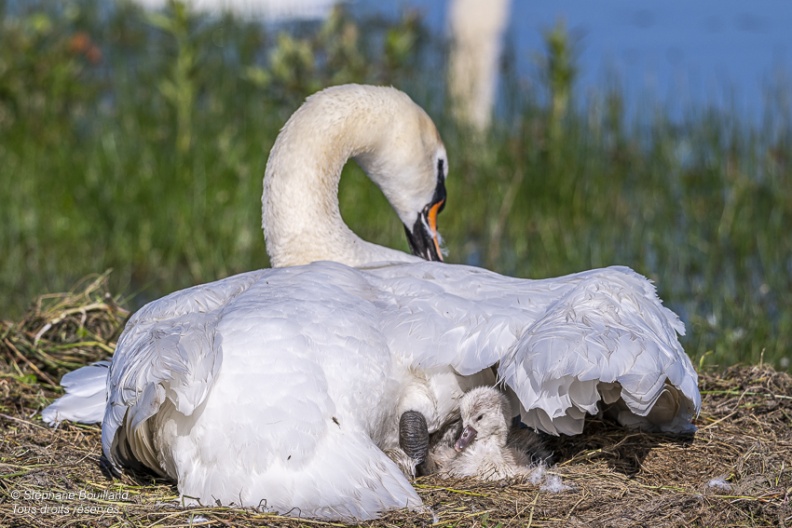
[43,84,701,521]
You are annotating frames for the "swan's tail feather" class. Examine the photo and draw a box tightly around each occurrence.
[41,360,110,425]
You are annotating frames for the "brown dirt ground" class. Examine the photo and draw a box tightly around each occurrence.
[1,276,790,527]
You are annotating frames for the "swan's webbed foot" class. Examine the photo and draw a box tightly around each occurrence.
[399,410,429,476]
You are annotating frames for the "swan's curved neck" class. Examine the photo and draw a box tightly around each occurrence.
[262,89,420,268]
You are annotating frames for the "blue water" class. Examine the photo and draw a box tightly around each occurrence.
[54,0,790,122]
[361,0,792,122]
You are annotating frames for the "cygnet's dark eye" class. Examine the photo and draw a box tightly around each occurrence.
[476,414,483,422]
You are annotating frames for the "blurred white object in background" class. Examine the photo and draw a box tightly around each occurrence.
[448,0,509,131]
[131,0,341,21]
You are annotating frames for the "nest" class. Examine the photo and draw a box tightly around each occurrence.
[0,272,127,386]
[0,277,790,527]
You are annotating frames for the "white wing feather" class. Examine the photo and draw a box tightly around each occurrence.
[498,266,699,434]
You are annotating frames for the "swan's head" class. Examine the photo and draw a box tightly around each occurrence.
[263,84,448,266]
[454,386,511,451]
[400,151,447,263]
[352,88,448,262]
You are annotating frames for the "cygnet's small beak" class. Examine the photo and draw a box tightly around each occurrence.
[454,424,478,452]
[404,178,446,262]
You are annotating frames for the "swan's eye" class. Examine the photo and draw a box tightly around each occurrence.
[476,414,483,422]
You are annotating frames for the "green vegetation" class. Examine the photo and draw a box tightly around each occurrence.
[1,1,790,370]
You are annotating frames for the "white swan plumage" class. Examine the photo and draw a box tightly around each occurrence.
[43,84,701,521]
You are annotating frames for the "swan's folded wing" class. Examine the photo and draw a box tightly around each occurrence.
[496,267,700,434]
[101,271,263,473]
[368,263,701,435]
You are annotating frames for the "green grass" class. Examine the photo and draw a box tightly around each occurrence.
[1,0,790,370]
